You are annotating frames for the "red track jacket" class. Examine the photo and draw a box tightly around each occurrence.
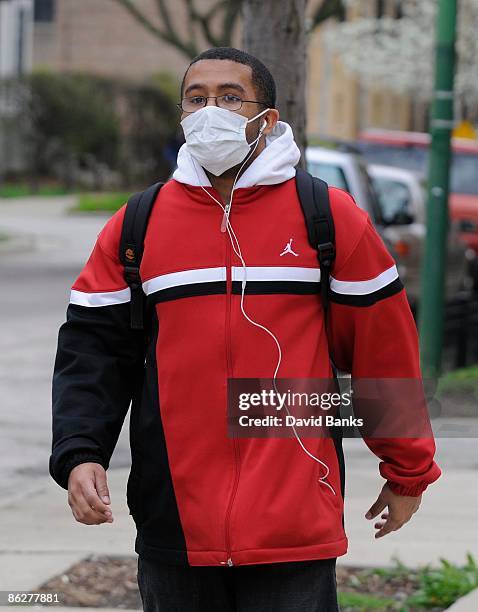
[50,121,441,567]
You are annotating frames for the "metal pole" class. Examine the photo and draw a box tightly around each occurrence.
[418,0,457,378]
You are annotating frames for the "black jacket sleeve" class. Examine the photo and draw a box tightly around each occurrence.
[49,206,146,490]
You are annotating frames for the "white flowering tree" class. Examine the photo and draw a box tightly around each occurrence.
[323,0,478,119]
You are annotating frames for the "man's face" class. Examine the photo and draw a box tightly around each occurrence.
[180,59,278,146]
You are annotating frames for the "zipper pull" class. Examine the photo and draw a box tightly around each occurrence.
[227,557,234,567]
[221,203,231,233]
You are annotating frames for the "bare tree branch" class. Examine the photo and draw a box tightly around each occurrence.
[184,0,198,51]
[154,0,178,41]
[311,0,345,28]
[188,0,229,48]
[113,0,198,58]
[113,0,241,59]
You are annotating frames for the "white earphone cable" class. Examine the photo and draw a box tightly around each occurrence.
[188,126,336,496]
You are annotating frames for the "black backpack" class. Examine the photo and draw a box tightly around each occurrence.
[119,167,335,332]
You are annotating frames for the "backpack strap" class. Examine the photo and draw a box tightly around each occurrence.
[296,168,343,478]
[295,167,338,375]
[295,167,336,317]
[119,181,164,330]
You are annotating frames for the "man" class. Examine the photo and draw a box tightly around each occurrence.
[49,47,441,611]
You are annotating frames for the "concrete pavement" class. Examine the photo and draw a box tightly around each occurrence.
[0,197,131,505]
[448,587,478,610]
[0,441,476,588]
[0,469,136,592]
[343,440,477,568]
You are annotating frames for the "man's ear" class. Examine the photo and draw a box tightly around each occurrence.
[262,109,280,136]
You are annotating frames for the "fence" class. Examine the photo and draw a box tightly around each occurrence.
[443,291,478,370]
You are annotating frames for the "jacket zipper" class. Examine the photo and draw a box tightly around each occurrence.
[223,226,240,567]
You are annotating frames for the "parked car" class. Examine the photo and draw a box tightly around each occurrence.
[306,145,384,224]
[354,129,478,258]
[368,164,475,311]
[305,146,472,311]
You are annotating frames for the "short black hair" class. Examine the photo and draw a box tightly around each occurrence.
[181,47,276,109]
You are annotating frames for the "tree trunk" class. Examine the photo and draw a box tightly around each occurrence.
[242,0,308,165]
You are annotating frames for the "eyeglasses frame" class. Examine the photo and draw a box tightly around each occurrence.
[177,95,269,113]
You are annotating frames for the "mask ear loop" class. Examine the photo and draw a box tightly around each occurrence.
[220,116,267,233]
[188,125,336,497]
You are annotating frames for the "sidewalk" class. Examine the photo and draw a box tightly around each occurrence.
[0,468,135,593]
[0,195,109,267]
[342,440,477,568]
[0,441,476,592]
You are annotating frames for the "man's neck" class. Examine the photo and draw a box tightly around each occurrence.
[205,138,266,205]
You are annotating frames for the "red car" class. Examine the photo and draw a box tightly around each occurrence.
[355,129,478,256]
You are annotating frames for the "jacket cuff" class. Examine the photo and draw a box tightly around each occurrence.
[387,480,429,497]
[61,452,106,490]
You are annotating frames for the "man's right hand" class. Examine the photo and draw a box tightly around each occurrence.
[68,463,114,525]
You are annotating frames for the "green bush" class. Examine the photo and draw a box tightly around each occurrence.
[407,553,478,609]
[336,555,478,610]
[0,71,178,191]
[27,70,120,172]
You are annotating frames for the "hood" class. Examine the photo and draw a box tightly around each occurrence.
[172,120,301,188]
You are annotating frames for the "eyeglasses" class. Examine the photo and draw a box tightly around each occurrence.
[178,94,268,113]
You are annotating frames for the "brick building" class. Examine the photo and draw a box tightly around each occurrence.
[32,0,208,80]
[29,0,426,140]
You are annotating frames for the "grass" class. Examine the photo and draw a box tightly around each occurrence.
[338,554,478,611]
[0,183,69,198]
[407,554,478,610]
[437,365,478,399]
[338,592,396,610]
[73,192,130,212]
[0,183,134,214]
[0,182,131,212]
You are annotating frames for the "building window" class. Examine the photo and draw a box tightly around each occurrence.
[34,0,55,23]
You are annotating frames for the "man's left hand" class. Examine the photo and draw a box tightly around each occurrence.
[365,482,421,538]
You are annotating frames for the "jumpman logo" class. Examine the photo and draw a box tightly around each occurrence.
[279,238,299,257]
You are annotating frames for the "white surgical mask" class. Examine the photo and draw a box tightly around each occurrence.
[180,105,269,176]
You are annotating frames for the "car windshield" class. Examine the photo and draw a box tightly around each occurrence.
[355,143,478,195]
[306,161,349,190]
[451,154,478,195]
[372,176,413,223]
